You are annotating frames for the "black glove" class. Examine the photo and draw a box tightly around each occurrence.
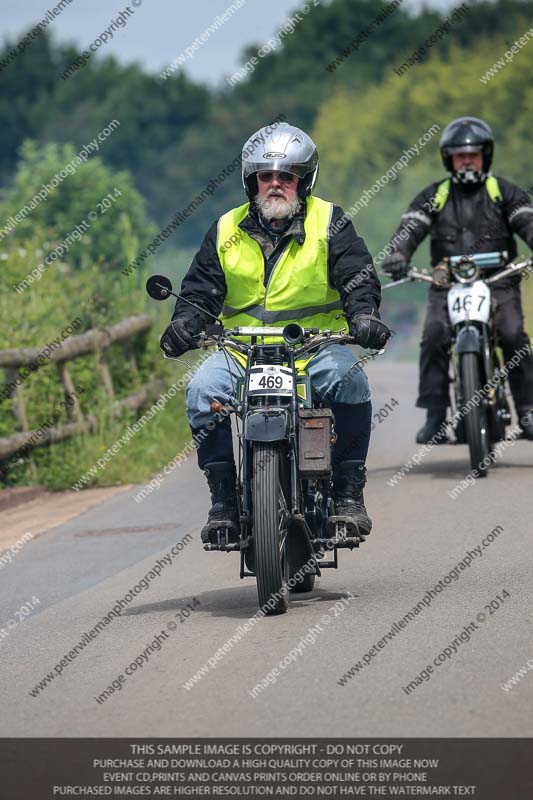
[159,318,199,357]
[383,252,408,281]
[349,314,391,350]
[431,262,450,288]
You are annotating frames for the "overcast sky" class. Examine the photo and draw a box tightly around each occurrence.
[3,0,453,86]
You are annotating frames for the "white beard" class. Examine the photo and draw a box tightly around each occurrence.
[255,191,300,221]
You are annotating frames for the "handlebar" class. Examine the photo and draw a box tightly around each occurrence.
[162,325,387,366]
[197,327,360,354]
[384,257,533,289]
[148,275,391,363]
[485,257,533,284]
[406,269,434,284]
[193,326,389,362]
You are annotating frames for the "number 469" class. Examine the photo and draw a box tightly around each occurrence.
[258,375,283,389]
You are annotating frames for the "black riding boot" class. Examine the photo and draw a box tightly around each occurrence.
[518,407,533,440]
[415,407,448,445]
[327,459,372,538]
[201,461,240,544]
[190,418,239,543]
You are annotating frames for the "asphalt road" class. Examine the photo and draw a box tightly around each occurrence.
[1,362,532,737]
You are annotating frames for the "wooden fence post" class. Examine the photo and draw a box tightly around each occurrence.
[56,363,85,422]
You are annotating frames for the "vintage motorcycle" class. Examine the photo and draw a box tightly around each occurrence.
[385,253,533,476]
[147,274,386,615]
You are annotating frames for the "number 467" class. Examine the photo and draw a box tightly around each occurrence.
[452,295,486,313]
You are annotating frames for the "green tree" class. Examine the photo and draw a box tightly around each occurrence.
[0,140,155,272]
[313,35,533,246]
[0,31,58,182]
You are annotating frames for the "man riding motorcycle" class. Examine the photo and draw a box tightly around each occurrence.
[160,122,390,543]
[382,116,533,443]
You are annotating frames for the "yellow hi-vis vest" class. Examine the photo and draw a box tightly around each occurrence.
[216,196,346,343]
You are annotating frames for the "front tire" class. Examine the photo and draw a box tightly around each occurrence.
[252,442,289,615]
[461,352,490,477]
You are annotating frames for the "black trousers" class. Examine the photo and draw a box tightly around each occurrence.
[417,282,533,412]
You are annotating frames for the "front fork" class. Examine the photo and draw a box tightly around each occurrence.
[450,323,487,440]
[238,345,302,578]
[451,322,510,441]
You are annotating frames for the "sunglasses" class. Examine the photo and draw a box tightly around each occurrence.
[257,171,296,184]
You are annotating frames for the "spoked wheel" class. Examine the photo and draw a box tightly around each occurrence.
[252,442,290,615]
[461,352,490,477]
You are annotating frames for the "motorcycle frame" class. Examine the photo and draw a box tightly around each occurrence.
[448,282,511,443]
[221,338,325,580]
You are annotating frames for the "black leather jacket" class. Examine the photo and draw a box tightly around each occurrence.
[388,176,533,270]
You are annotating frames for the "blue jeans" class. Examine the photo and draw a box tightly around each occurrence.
[186,344,370,429]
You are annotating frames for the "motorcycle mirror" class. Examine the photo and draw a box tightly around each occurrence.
[146,275,175,301]
[146,275,220,322]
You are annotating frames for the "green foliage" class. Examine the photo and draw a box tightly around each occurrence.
[2,0,533,489]
[1,0,532,249]
[0,146,193,488]
[28,364,194,492]
[0,30,210,200]
[312,25,533,334]
[0,141,155,272]
[0,32,59,183]
[313,31,533,242]
[0,247,196,489]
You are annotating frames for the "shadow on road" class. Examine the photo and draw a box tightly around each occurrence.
[121,586,358,621]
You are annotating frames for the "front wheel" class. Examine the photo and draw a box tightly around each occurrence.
[460,352,490,477]
[252,442,289,615]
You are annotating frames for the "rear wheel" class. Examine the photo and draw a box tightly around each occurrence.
[252,442,289,615]
[461,352,490,477]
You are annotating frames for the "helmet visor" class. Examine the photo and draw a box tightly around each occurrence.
[243,160,312,179]
[442,145,483,155]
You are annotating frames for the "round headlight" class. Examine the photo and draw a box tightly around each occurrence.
[452,256,478,284]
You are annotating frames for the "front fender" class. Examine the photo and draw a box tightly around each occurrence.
[455,325,481,354]
[244,410,288,442]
